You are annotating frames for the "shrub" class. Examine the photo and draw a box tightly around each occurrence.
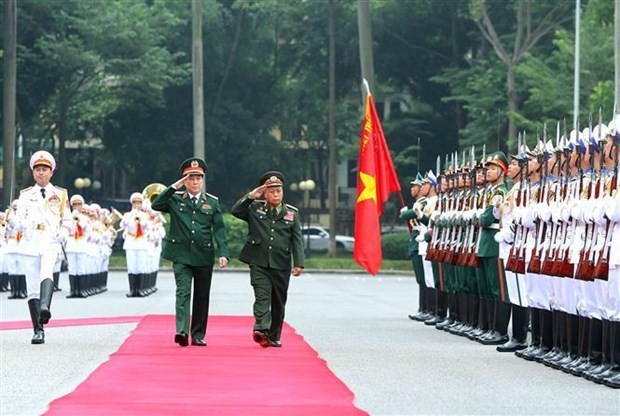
[381,232,409,260]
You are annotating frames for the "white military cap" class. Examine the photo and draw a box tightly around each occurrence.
[29,150,56,171]
[130,192,143,203]
[70,194,85,205]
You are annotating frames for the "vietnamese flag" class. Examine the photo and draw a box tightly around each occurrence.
[354,93,402,275]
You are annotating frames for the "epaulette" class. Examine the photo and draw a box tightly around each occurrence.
[20,186,33,194]
[54,185,67,192]
[175,190,184,194]
[205,192,219,200]
[285,203,298,212]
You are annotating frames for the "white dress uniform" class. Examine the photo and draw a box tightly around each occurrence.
[15,183,73,298]
[14,150,74,344]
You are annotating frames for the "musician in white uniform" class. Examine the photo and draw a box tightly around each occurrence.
[13,151,73,344]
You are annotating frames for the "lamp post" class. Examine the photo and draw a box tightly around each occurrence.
[298,179,315,256]
[74,177,92,200]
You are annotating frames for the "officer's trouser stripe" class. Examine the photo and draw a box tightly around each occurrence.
[497,258,506,302]
[438,262,444,292]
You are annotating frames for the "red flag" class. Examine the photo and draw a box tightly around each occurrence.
[354,94,402,275]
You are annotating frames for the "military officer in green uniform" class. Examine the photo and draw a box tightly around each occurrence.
[151,157,229,347]
[231,171,304,348]
[476,152,511,345]
[401,173,427,321]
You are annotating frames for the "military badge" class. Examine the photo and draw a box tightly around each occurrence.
[284,211,294,221]
[191,160,199,168]
[202,203,211,210]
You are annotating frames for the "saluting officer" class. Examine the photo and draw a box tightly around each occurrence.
[152,157,229,347]
[13,151,73,344]
[231,171,304,348]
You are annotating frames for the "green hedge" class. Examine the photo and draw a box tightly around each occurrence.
[381,232,410,260]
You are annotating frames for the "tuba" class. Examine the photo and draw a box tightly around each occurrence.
[142,183,167,204]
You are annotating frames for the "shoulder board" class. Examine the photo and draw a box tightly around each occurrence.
[285,204,298,212]
[174,190,184,195]
[205,192,218,200]
[53,185,67,192]
[20,186,33,194]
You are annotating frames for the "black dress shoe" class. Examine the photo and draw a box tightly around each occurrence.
[174,332,189,347]
[268,340,282,347]
[191,338,207,346]
[31,329,45,345]
[252,330,270,348]
[479,331,509,346]
[424,315,442,326]
[496,338,528,352]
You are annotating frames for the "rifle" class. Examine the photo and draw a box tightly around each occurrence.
[592,127,617,280]
[425,156,443,262]
[528,135,550,274]
[541,125,563,276]
[506,135,525,273]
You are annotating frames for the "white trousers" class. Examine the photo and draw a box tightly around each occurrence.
[23,251,58,300]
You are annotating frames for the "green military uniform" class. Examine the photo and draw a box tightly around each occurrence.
[231,171,304,345]
[151,157,229,345]
[475,152,511,345]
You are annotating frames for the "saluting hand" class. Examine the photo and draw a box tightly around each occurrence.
[248,185,267,199]
[172,175,189,190]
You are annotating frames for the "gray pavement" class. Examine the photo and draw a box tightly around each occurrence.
[1,270,619,415]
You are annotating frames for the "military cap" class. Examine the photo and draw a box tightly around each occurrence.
[485,151,508,175]
[70,194,85,205]
[180,157,207,176]
[130,192,144,203]
[423,170,438,187]
[30,150,56,171]
[410,172,424,186]
[259,170,285,187]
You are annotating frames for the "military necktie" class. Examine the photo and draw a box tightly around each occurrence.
[40,188,46,199]
[191,196,198,207]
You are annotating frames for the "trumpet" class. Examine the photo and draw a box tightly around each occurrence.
[142,183,167,204]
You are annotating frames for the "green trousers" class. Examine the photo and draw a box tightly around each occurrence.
[250,264,291,342]
[173,263,214,340]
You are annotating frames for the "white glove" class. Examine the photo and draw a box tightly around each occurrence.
[492,194,503,208]
[399,206,408,215]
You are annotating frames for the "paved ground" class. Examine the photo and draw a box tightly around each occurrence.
[1,270,619,415]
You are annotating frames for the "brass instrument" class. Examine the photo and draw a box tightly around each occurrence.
[142,183,167,204]
[106,207,123,231]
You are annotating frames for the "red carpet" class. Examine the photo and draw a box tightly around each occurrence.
[45,315,367,415]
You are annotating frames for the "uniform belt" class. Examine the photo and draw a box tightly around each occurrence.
[35,223,46,231]
[485,223,500,230]
[127,231,142,238]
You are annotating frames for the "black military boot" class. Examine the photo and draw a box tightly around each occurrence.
[481,300,510,345]
[16,275,28,298]
[66,275,77,298]
[562,316,589,373]
[39,279,55,325]
[28,299,45,345]
[541,310,563,365]
[547,311,573,369]
[53,271,61,291]
[571,317,603,377]
[586,319,615,382]
[498,304,528,352]
[7,275,18,299]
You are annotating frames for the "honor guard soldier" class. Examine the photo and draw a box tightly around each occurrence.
[152,157,229,347]
[13,151,73,344]
[401,174,428,321]
[231,171,304,348]
[475,152,511,345]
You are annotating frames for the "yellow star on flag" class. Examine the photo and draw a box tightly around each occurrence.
[356,171,377,205]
